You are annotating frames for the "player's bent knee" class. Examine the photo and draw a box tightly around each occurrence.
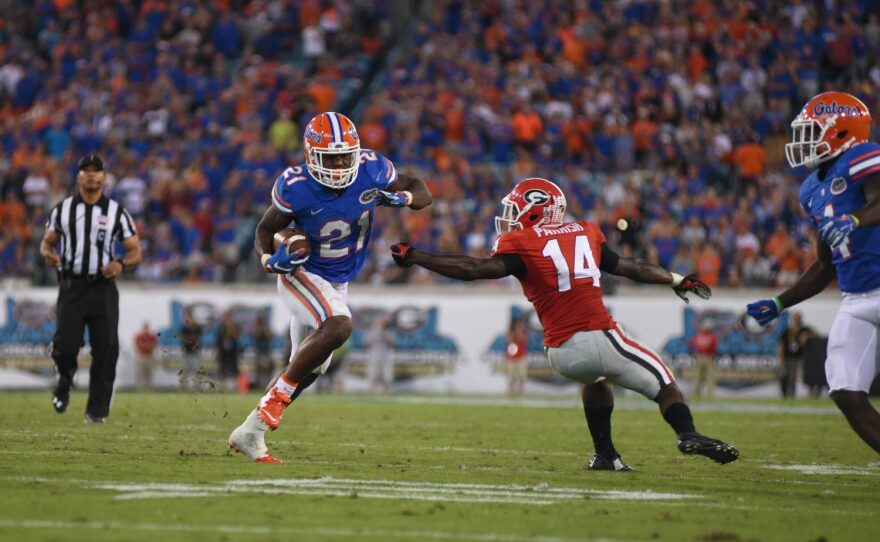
[654,383,684,405]
[831,389,870,413]
[320,316,352,348]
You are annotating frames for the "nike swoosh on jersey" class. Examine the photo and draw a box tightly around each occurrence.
[310,208,324,215]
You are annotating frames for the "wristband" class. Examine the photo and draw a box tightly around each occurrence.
[261,253,271,267]
[772,297,784,312]
[670,272,684,287]
[850,214,860,228]
[401,190,413,206]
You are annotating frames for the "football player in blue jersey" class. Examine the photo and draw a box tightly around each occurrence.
[229,112,432,462]
[748,91,880,454]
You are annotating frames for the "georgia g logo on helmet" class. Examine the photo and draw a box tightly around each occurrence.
[522,189,550,206]
[495,178,567,233]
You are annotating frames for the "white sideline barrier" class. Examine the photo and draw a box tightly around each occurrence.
[0,283,842,394]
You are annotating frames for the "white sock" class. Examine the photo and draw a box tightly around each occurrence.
[272,374,297,396]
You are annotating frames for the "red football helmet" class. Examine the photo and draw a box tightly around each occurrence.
[495,178,567,234]
[785,91,872,169]
[303,112,361,189]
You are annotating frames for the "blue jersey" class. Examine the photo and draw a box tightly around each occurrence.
[271,149,397,282]
[799,141,880,293]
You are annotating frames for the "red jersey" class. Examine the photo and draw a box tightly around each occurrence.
[688,330,718,356]
[491,221,616,347]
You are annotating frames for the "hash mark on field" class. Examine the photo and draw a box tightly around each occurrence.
[764,464,880,476]
[12,476,697,505]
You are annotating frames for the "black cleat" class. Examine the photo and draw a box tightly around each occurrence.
[588,454,635,472]
[84,413,106,424]
[677,432,739,464]
[52,380,70,414]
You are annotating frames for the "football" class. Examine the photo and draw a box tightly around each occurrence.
[273,227,311,257]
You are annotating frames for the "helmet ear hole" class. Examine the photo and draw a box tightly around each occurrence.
[837,130,849,139]
[529,214,539,221]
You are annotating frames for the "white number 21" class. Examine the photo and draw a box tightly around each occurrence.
[541,235,601,292]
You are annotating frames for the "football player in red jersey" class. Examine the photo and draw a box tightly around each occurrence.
[390,178,739,470]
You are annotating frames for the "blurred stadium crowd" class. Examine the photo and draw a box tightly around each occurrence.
[1,0,879,289]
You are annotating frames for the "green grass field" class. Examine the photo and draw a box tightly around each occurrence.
[0,391,878,542]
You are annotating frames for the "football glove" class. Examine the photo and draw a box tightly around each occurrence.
[747,297,783,326]
[390,242,414,267]
[376,190,412,208]
[672,274,712,304]
[263,242,309,274]
[818,214,858,249]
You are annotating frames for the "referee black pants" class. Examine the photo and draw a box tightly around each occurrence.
[52,278,119,418]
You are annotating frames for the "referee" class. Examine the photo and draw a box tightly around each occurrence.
[39,154,141,423]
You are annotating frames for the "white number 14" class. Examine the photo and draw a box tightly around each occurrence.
[541,235,601,292]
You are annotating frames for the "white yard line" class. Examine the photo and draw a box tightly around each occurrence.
[0,519,608,542]
[311,395,841,416]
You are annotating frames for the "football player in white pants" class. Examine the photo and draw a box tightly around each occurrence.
[749,91,880,455]
[228,112,432,462]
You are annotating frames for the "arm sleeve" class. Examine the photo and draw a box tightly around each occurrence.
[272,170,297,214]
[367,150,397,188]
[381,156,397,187]
[495,253,527,279]
[46,205,60,231]
[118,208,138,238]
[599,243,620,273]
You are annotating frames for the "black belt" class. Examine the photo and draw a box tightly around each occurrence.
[59,272,110,282]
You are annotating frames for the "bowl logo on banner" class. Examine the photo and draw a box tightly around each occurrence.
[0,298,57,370]
[344,305,459,381]
[661,307,786,387]
[482,306,569,384]
[156,300,280,367]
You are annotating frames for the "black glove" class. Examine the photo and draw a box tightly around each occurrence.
[672,274,712,304]
[390,242,414,267]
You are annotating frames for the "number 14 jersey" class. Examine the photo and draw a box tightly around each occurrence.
[491,221,616,347]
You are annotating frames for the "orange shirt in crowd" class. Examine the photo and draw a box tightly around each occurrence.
[695,248,722,287]
[306,81,336,112]
[359,120,388,152]
[733,142,766,178]
[631,118,658,151]
[512,111,543,144]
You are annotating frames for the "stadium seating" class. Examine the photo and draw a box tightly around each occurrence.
[1,0,879,288]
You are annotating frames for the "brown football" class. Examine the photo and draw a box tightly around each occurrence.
[273,227,311,257]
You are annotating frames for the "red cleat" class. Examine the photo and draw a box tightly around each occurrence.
[257,389,292,430]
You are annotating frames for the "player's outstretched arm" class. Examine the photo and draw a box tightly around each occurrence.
[384,173,433,210]
[601,244,710,303]
[747,239,835,325]
[390,242,518,281]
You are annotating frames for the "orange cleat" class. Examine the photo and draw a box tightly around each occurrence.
[257,389,292,430]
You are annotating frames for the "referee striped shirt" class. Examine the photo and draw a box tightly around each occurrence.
[47,194,137,277]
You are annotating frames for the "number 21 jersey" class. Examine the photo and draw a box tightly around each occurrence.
[491,221,616,347]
